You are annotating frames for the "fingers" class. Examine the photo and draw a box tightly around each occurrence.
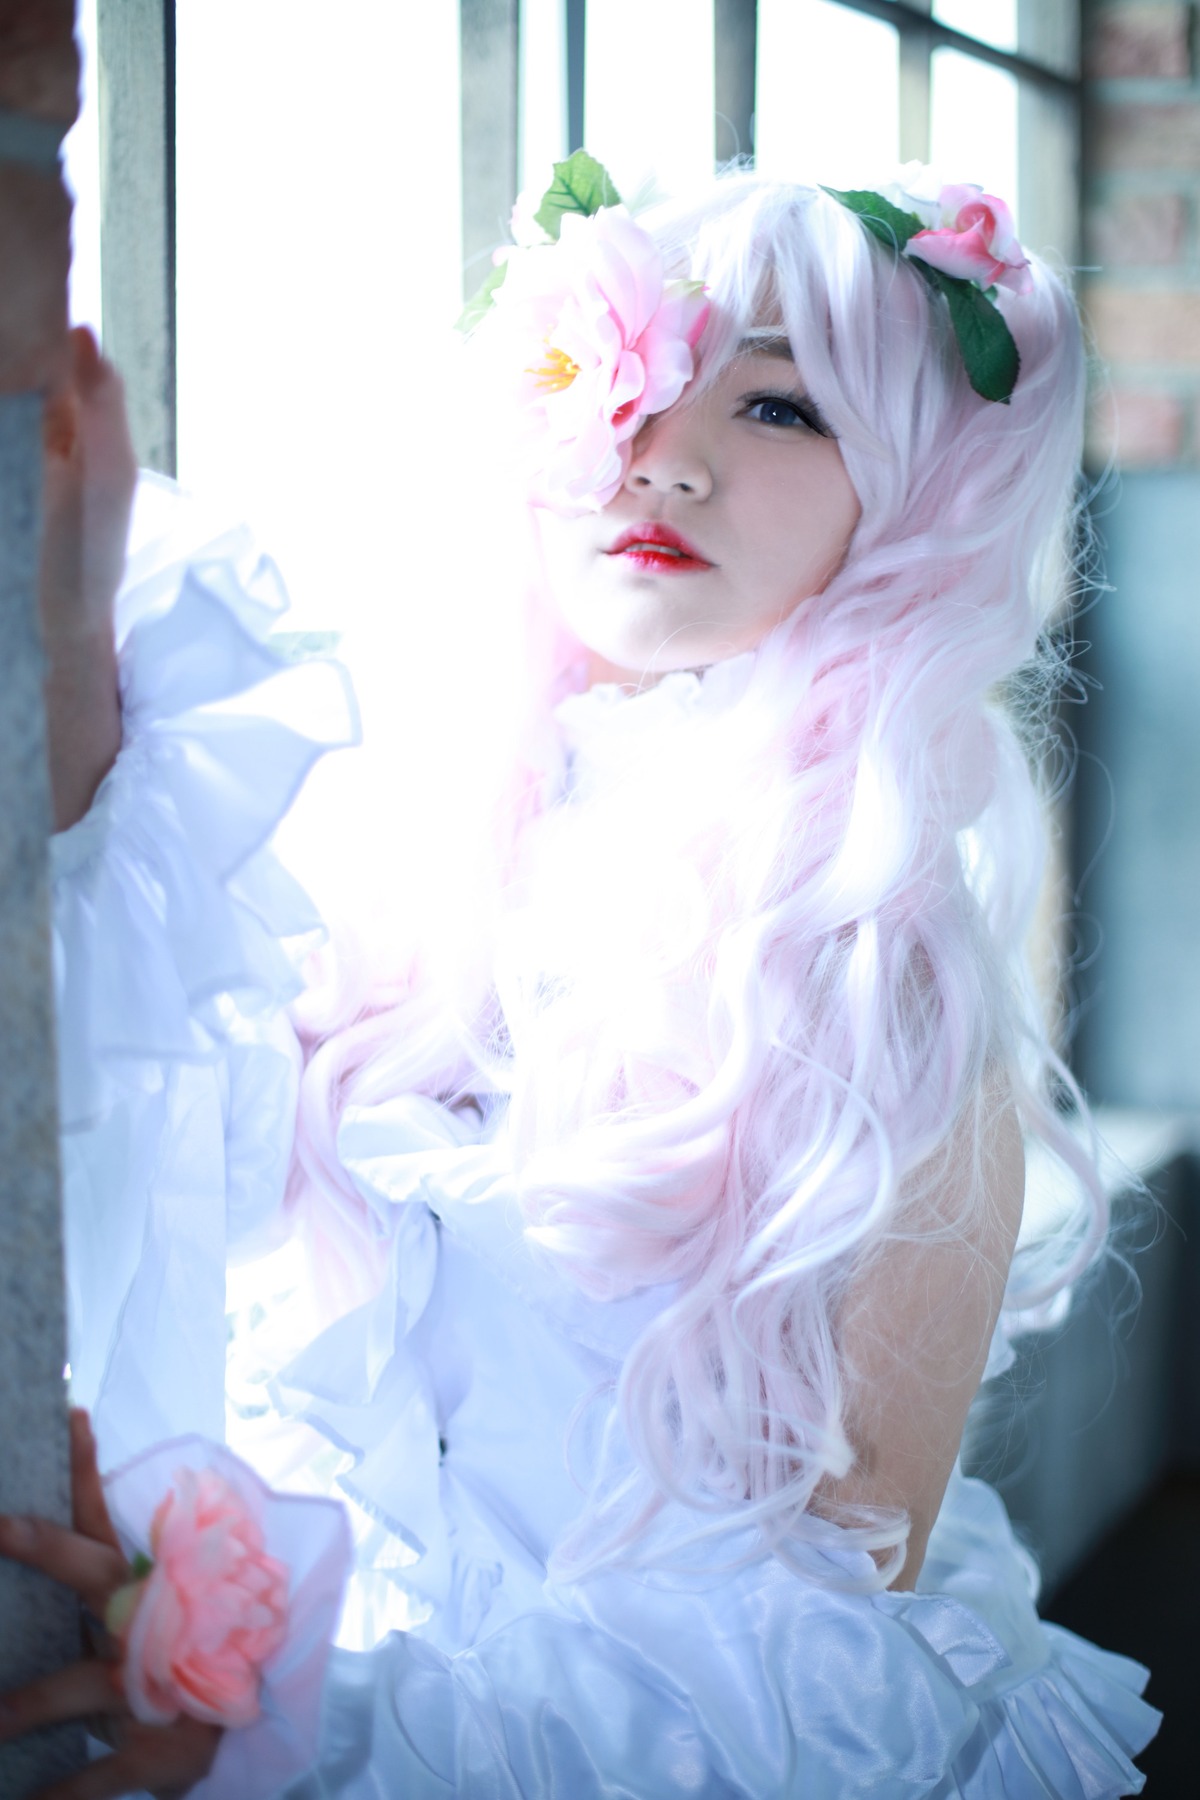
[34,1753,143,1800]
[69,1413,122,1555]
[33,1718,222,1800]
[0,1659,121,1745]
[43,329,96,456]
[68,325,101,390]
[0,1513,127,1617]
[43,328,126,458]
[43,383,79,461]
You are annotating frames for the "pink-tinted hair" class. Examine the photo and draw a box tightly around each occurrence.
[289,176,1100,1585]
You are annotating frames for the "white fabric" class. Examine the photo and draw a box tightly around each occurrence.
[54,474,357,1468]
[54,480,1158,1798]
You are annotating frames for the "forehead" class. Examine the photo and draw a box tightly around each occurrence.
[736,332,796,359]
[686,318,806,404]
[688,334,803,407]
[714,334,802,381]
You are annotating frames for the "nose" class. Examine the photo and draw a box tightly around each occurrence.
[623,406,713,501]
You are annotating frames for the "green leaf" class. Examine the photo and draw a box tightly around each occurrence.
[455,258,508,334]
[131,1551,154,1581]
[919,265,1020,403]
[822,186,925,252]
[534,151,622,240]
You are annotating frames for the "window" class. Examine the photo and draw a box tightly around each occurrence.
[65,1,1081,640]
[755,0,1079,260]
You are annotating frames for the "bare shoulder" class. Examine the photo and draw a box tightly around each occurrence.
[816,1069,1025,1588]
[978,1068,1026,1247]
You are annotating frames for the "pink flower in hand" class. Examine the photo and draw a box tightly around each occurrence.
[111,1467,290,1729]
[488,205,709,511]
[906,184,1032,295]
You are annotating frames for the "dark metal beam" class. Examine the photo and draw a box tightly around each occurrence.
[828,0,1079,94]
[715,0,757,167]
[565,0,585,152]
[461,0,521,290]
[96,0,175,475]
[897,0,932,164]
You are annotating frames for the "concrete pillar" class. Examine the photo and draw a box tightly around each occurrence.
[0,0,86,1789]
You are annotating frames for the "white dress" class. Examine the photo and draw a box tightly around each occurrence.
[53,480,1159,1798]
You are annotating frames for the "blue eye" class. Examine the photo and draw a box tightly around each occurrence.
[748,396,804,427]
[743,392,831,436]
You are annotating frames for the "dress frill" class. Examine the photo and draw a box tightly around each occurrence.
[53,472,358,1132]
[265,1095,1158,1799]
[53,473,357,1467]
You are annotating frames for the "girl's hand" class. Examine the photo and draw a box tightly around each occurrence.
[39,326,137,650]
[38,327,133,831]
[0,1411,220,1800]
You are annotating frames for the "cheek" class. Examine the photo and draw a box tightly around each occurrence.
[760,459,860,597]
[813,463,862,574]
[534,511,592,604]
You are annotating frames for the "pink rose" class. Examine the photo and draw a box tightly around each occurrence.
[112,1466,290,1728]
[487,205,709,511]
[906,183,1032,295]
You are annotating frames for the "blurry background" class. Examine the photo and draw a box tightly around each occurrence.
[61,2,1199,1785]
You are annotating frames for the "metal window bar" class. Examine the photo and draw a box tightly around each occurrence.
[715,0,757,166]
[96,0,176,476]
[461,0,521,293]
[828,0,1079,93]
[897,0,934,165]
[565,0,586,152]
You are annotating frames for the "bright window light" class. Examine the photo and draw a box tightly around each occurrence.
[584,0,715,202]
[520,0,568,196]
[755,0,899,188]
[931,48,1019,220]
[62,0,102,337]
[175,0,461,637]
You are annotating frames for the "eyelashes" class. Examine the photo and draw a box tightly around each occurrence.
[740,389,835,439]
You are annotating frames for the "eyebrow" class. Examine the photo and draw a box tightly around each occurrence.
[735,332,797,360]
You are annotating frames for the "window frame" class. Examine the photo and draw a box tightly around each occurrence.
[89,0,1082,479]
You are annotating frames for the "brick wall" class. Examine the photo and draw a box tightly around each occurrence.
[1084,0,1200,465]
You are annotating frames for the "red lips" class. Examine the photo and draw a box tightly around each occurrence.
[605,521,713,570]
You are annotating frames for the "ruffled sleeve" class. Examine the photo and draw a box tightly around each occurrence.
[53,473,357,1469]
[52,471,357,1131]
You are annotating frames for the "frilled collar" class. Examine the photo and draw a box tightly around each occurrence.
[550,651,757,798]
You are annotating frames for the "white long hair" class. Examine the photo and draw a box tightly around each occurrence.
[290,176,1102,1584]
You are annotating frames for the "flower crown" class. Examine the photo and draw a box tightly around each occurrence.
[459,151,709,513]
[824,173,1030,403]
[458,154,1030,513]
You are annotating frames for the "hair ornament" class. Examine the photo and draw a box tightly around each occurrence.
[824,170,1029,402]
[458,150,709,512]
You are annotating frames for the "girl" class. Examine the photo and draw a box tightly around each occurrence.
[2,168,1159,1797]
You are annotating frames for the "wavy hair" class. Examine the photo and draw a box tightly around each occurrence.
[290,176,1103,1583]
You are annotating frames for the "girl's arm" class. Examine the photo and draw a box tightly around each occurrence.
[818,1076,1025,1590]
[39,327,133,833]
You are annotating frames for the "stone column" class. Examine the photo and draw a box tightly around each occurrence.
[0,0,87,1790]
